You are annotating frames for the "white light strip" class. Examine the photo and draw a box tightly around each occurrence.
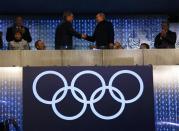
[0,100,7,104]
[157,122,179,127]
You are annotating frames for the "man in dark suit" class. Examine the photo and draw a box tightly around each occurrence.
[83,13,114,49]
[0,121,5,131]
[154,21,177,48]
[55,11,83,50]
[6,16,32,43]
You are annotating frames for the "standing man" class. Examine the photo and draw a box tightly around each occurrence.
[55,11,84,50]
[154,21,177,48]
[83,13,114,49]
[6,16,32,43]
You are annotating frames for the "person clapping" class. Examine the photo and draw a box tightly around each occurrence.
[154,21,177,48]
[6,16,32,43]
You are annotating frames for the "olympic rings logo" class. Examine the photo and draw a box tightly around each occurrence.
[32,70,144,120]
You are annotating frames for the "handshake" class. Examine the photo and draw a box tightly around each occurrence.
[81,34,87,39]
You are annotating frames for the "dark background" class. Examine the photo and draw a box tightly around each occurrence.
[0,0,178,14]
[23,66,155,131]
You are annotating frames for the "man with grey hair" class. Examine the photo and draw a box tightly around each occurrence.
[83,12,114,49]
[55,11,84,49]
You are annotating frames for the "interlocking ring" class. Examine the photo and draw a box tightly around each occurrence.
[32,70,144,120]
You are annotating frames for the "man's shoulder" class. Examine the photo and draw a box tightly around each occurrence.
[104,21,113,28]
[168,30,177,36]
[24,26,29,29]
[10,41,18,45]
[22,26,29,31]
[98,20,112,26]
[105,20,113,25]
[7,26,29,30]
[21,39,27,42]
[10,40,14,44]
[58,21,71,28]
[156,32,161,36]
[61,21,71,26]
[7,26,14,30]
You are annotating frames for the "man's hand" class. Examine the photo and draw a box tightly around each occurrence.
[82,34,87,39]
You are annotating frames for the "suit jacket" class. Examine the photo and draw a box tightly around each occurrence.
[55,21,82,49]
[86,20,114,48]
[6,25,32,43]
[154,30,177,48]
[0,122,5,131]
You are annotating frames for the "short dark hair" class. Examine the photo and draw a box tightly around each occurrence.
[140,43,150,49]
[62,11,73,20]
[14,31,22,41]
[35,40,42,48]
[14,31,22,36]
[97,12,106,19]
[161,21,169,26]
[15,15,23,20]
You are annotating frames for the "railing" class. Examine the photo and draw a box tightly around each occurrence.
[0,49,178,66]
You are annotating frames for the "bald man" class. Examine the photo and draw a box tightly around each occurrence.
[154,21,177,48]
[83,13,114,49]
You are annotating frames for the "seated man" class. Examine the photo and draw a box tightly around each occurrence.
[154,21,177,48]
[140,43,150,49]
[35,40,46,50]
[6,16,32,43]
[9,31,30,50]
[83,13,114,49]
